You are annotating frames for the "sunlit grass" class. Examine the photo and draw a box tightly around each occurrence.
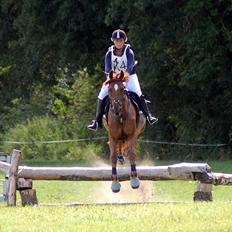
[0,203,232,232]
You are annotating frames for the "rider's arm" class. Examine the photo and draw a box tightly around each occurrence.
[126,48,136,75]
[104,50,112,75]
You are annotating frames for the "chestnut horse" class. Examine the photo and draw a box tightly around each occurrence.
[103,70,146,193]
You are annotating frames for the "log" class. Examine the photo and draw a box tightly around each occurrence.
[1,160,231,184]
[0,160,9,173]
[6,149,21,206]
[213,173,232,185]
[12,163,211,181]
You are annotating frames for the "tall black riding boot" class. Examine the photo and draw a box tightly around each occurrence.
[139,95,158,125]
[87,99,104,131]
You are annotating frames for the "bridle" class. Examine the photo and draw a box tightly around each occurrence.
[109,88,130,119]
[110,95,124,116]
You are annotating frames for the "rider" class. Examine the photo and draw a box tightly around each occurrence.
[87,29,158,131]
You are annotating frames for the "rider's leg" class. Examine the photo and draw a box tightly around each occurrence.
[126,74,158,125]
[139,95,158,125]
[87,85,108,131]
[87,99,104,131]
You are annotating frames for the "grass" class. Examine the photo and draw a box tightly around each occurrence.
[207,160,232,173]
[0,203,232,232]
[0,159,232,231]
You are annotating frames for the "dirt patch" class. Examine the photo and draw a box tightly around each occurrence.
[96,180,153,203]
[93,159,154,203]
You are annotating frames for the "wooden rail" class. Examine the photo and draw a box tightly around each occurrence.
[0,149,232,206]
[0,161,213,181]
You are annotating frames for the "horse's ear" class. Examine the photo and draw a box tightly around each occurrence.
[109,71,114,80]
[122,72,129,82]
[119,70,124,80]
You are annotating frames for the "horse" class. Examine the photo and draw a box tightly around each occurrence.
[103,70,146,193]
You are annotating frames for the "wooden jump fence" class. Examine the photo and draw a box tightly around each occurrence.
[0,149,232,206]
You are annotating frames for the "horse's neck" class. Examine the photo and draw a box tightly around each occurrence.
[121,95,131,117]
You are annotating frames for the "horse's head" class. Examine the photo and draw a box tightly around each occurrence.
[105,71,129,116]
[105,70,129,84]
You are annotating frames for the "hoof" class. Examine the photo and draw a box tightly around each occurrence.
[130,177,140,189]
[111,181,121,193]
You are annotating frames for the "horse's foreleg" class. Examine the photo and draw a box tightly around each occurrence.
[117,140,125,165]
[109,138,121,193]
[128,137,137,177]
[128,137,140,189]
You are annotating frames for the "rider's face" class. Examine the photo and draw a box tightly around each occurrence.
[113,38,125,49]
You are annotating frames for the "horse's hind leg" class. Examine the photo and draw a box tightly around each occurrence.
[109,138,121,193]
[117,141,125,165]
[128,138,140,189]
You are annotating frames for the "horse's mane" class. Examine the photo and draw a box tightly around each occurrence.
[104,70,129,85]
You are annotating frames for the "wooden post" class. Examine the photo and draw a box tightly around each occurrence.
[193,182,212,201]
[6,149,21,206]
[17,178,32,189]
[16,178,38,206]
[20,189,38,206]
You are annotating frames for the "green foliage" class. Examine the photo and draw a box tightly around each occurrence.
[51,67,101,122]
[0,65,11,75]
[50,66,104,139]
[0,0,231,160]
[0,116,103,160]
[0,82,54,131]
[106,0,232,147]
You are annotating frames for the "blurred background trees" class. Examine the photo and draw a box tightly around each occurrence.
[0,0,231,160]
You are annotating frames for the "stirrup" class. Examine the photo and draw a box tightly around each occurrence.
[146,115,158,125]
[87,120,98,131]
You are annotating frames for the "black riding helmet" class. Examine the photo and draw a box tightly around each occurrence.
[111,29,127,42]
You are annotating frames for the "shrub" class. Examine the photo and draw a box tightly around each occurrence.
[0,116,103,161]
